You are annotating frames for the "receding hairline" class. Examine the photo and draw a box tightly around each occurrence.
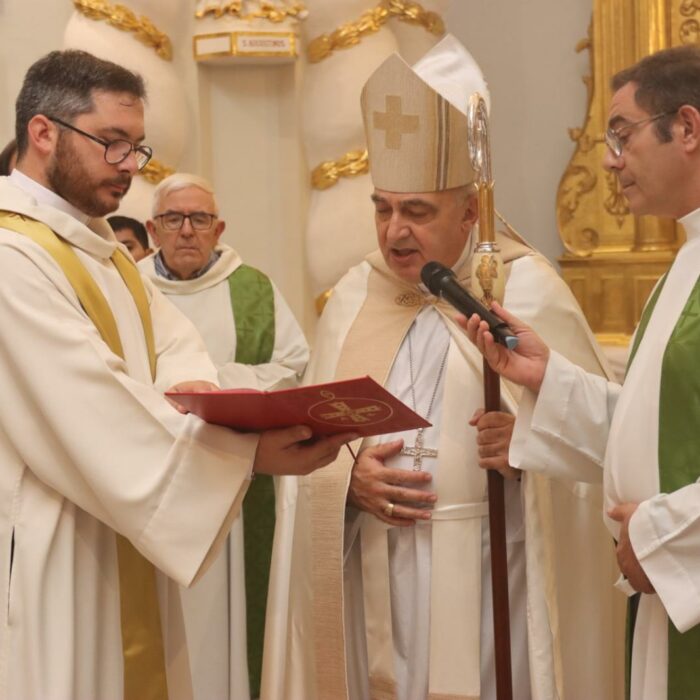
[151,173,219,217]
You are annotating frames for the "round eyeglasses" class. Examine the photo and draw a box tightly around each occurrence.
[604,111,675,158]
[48,116,153,170]
[154,212,217,231]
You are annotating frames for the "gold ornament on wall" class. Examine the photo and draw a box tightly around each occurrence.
[555,1,689,343]
[73,0,173,60]
[307,0,445,64]
[311,149,369,190]
[139,158,175,185]
[194,0,308,23]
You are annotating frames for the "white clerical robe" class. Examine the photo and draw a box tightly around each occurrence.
[0,171,258,700]
[264,232,626,700]
[140,245,309,700]
[510,206,700,700]
[342,305,530,700]
[139,245,309,391]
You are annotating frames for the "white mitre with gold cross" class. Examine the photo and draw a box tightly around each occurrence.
[361,34,490,193]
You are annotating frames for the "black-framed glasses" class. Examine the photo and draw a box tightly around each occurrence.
[154,212,217,231]
[605,111,675,158]
[48,116,153,170]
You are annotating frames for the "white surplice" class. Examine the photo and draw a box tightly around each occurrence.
[510,208,700,700]
[139,246,309,392]
[141,246,309,700]
[0,171,258,700]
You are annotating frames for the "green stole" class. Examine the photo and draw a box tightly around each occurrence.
[625,272,700,699]
[227,264,276,699]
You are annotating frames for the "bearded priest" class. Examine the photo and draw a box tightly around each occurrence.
[262,35,625,700]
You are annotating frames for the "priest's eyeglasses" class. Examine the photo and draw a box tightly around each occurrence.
[605,112,675,158]
[48,116,153,170]
[154,212,217,231]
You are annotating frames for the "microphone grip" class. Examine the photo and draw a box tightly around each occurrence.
[439,280,518,349]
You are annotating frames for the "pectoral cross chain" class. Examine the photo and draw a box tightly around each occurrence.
[400,427,437,471]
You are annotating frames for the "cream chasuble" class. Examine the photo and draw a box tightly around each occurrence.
[0,171,257,700]
[511,206,700,700]
[140,244,308,700]
[263,227,625,700]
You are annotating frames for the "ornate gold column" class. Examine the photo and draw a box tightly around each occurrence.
[557,0,692,344]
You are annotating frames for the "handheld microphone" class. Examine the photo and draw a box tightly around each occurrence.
[421,261,518,350]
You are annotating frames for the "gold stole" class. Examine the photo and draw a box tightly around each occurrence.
[310,235,531,700]
[0,211,168,700]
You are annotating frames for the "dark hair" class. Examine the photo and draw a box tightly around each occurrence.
[0,139,17,176]
[611,45,700,142]
[108,215,149,250]
[15,50,146,158]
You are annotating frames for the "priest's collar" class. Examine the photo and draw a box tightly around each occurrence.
[154,249,222,281]
[678,206,700,241]
[10,169,91,226]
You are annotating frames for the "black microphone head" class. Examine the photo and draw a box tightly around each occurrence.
[420,261,455,296]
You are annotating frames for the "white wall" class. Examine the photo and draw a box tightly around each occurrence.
[447,0,592,263]
[0,0,73,141]
[197,62,313,327]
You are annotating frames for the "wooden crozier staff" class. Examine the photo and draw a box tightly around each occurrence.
[467,93,513,700]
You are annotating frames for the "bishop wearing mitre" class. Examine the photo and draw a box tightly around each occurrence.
[263,35,625,700]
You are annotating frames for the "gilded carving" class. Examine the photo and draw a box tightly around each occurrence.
[140,157,175,185]
[306,1,445,63]
[680,0,700,16]
[570,227,600,255]
[603,172,630,225]
[680,18,700,43]
[194,0,308,22]
[73,0,173,60]
[557,0,686,341]
[568,129,602,154]
[558,165,597,226]
[311,149,369,190]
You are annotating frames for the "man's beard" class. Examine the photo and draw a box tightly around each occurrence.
[47,135,132,217]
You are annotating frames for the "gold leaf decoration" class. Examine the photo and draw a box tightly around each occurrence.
[195,1,308,23]
[307,0,445,64]
[73,0,173,60]
[140,158,175,185]
[311,149,369,190]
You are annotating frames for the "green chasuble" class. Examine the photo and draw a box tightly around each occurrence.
[626,272,700,700]
[228,264,276,699]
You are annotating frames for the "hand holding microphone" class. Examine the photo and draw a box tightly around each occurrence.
[420,261,518,349]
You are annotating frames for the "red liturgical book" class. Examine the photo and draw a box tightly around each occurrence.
[167,376,430,439]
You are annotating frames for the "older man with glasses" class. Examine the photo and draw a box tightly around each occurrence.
[467,44,700,700]
[141,172,309,700]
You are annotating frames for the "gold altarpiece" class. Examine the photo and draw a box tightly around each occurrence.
[557,0,696,344]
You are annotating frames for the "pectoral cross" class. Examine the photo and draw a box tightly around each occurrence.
[400,428,437,471]
[374,95,420,150]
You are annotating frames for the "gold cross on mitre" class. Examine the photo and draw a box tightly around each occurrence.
[361,52,476,193]
[373,95,419,150]
[319,401,382,424]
